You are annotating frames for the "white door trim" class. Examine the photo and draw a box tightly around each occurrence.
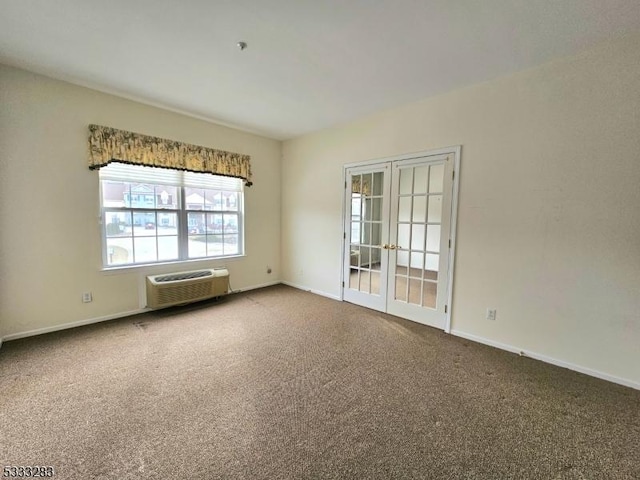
[444,146,461,333]
[344,146,461,169]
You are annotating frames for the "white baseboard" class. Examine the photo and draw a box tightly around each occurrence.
[281,281,341,301]
[2,308,151,342]
[0,280,283,346]
[3,286,635,392]
[450,329,640,391]
[229,280,282,294]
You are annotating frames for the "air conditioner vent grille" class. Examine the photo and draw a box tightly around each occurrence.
[157,281,212,305]
[155,270,212,282]
[146,268,229,309]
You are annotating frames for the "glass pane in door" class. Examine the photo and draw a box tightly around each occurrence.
[399,168,413,194]
[393,162,446,310]
[408,278,422,305]
[395,275,408,301]
[412,196,426,222]
[349,245,360,289]
[428,195,442,222]
[360,269,371,294]
[413,166,428,194]
[422,281,437,308]
[398,197,411,222]
[426,225,441,252]
[348,172,384,297]
[429,164,445,193]
[370,271,380,295]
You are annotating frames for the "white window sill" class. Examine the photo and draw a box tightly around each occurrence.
[100,254,246,275]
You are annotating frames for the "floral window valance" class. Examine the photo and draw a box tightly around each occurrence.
[88,124,253,186]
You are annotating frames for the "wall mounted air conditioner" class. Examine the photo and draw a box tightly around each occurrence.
[146,268,229,309]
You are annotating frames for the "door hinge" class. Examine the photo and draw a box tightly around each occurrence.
[445,305,448,313]
[452,170,455,180]
[345,181,347,189]
[448,239,451,248]
[343,232,346,239]
[342,281,345,287]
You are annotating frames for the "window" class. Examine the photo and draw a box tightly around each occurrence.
[100,163,243,267]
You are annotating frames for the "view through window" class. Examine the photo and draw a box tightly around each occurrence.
[100,163,243,267]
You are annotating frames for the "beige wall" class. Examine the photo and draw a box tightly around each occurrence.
[0,65,281,338]
[282,34,640,386]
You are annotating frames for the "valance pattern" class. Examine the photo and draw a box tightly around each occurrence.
[88,124,252,186]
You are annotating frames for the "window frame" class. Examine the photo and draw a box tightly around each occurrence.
[99,166,244,269]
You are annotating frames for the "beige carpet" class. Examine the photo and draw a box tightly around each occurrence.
[1,285,638,479]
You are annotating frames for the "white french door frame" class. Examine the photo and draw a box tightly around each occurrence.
[340,146,461,333]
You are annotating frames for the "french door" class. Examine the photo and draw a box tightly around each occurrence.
[342,149,459,330]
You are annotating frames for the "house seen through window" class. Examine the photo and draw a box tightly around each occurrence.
[100,163,243,267]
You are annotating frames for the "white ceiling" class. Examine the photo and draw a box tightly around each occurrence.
[1,1,639,140]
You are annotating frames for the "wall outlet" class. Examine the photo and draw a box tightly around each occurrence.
[82,292,93,303]
[486,309,497,321]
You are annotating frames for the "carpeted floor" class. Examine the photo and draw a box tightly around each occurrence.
[1,285,638,479]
